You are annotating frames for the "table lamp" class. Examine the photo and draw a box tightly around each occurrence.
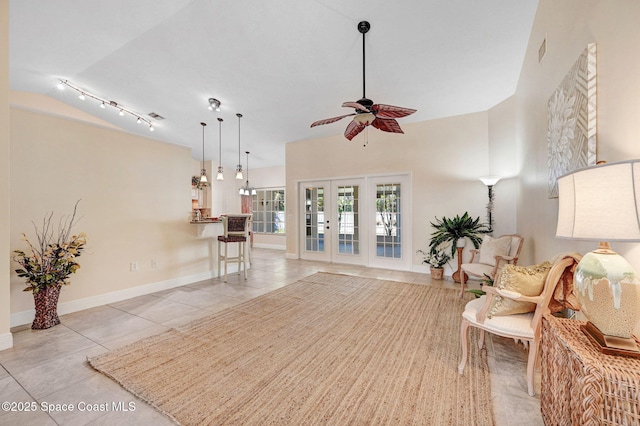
[556,160,640,355]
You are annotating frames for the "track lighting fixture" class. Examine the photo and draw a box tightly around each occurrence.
[235,113,244,180]
[56,79,155,131]
[208,98,221,112]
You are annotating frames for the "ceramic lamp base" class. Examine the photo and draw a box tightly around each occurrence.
[574,250,640,339]
[581,321,640,358]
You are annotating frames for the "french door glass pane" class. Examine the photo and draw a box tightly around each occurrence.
[375,183,401,258]
[337,185,359,255]
[305,187,324,252]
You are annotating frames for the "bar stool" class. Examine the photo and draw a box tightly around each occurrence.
[217,214,251,282]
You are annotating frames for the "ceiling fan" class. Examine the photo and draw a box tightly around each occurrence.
[311,20,417,142]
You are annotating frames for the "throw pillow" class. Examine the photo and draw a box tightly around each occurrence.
[488,261,553,317]
[478,235,511,266]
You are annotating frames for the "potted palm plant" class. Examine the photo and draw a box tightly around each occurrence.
[428,212,489,283]
[428,212,490,257]
[13,201,86,329]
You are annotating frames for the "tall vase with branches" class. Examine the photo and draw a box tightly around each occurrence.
[13,201,86,329]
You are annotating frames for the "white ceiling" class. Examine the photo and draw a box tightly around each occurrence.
[9,0,538,169]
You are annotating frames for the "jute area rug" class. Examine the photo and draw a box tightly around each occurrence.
[89,272,493,425]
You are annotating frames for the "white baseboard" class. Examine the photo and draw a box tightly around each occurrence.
[0,332,13,351]
[252,243,285,250]
[10,267,244,328]
[285,253,298,260]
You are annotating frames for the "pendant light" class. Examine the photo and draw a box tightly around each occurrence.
[199,122,208,184]
[239,151,257,196]
[235,113,244,180]
[216,117,224,180]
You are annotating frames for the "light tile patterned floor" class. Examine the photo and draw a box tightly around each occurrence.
[0,248,542,425]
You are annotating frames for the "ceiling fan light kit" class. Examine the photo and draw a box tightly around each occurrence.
[310,21,416,143]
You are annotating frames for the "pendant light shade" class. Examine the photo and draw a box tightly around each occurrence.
[239,151,257,196]
[216,117,224,180]
[199,122,208,184]
[235,113,244,180]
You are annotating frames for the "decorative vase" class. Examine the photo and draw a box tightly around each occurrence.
[32,285,62,330]
[430,267,444,280]
[456,238,466,248]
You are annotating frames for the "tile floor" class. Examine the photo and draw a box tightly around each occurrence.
[0,248,543,425]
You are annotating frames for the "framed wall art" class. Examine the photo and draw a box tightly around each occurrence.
[547,43,597,198]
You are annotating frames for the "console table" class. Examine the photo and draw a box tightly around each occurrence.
[541,315,640,425]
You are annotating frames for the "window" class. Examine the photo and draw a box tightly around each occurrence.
[252,188,285,234]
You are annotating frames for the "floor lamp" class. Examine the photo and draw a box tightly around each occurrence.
[479,176,501,234]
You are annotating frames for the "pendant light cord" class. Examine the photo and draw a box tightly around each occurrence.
[218,117,223,167]
[201,122,206,170]
[237,113,242,165]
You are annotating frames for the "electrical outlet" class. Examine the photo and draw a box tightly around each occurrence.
[151,258,158,269]
[130,261,138,272]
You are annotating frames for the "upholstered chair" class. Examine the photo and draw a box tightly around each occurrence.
[459,234,524,298]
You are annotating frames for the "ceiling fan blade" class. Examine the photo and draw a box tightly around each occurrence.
[344,120,366,140]
[371,117,404,134]
[342,101,370,112]
[310,113,355,128]
[372,104,417,119]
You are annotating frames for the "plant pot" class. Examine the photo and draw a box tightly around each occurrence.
[456,238,466,248]
[32,285,62,330]
[430,267,444,280]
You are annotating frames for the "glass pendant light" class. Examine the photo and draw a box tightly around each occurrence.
[199,122,208,184]
[239,151,257,196]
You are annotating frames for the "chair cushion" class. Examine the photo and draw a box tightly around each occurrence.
[463,296,535,339]
[461,262,494,279]
[488,261,552,317]
[478,235,511,266]
[218,235,247,243]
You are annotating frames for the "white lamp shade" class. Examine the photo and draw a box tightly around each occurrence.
[556,160,640,241]
[479,176,501,186]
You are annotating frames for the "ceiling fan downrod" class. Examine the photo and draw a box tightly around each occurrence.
[358,21,370,100]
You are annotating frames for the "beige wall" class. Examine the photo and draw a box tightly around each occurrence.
[510,0,640,266]
[9,104,218,324]
[486,96,519,237]
[285,111,514,271]
[0,0,12,349]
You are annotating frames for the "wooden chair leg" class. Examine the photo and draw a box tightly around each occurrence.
[242,241,247,279]
[478,329,485,349]
[526,339,537,396]
[458,318,470,374]
[460,271,467,298]
[223,242,228,282]
[217,240,222,279]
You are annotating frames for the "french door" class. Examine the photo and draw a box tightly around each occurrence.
[299,175,410,270]
[300,179,366,265]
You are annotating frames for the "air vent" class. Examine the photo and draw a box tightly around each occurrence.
[538,37,547,63]
[148,112,165,120]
